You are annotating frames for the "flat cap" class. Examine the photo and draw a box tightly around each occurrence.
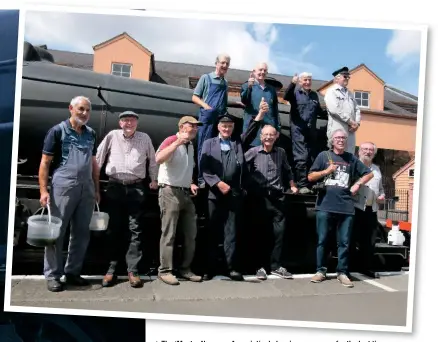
[178,116,203,126]
[119,111,139,119]
[332,66,350,77]
[218,112,235,123]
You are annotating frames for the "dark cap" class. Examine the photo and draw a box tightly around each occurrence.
[178,116,203,126]
[119,111,139,119]
[332,66,350,77]
[218,113,235,123]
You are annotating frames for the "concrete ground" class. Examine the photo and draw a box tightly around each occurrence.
[6,271,409,327]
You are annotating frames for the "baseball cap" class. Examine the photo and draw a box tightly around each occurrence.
[178,116,203,126]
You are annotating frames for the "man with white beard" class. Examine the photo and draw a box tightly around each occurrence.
[352,142,385,277]
[96,111,158,288]
[39,96,100,292]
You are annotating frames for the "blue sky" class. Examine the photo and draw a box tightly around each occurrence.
[252,23,421,96]
[24,12,422,96]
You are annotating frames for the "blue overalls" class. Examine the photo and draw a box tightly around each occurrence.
[241,82,280,147]
[43,120,96,280]
[197,75,227,184]
[290,87,320,188]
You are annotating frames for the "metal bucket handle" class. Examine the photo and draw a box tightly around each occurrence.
[34,205,54,238]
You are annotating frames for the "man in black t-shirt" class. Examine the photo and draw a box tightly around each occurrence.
[308,128,373,287]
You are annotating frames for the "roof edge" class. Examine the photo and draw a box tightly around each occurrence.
[393,158,415,179]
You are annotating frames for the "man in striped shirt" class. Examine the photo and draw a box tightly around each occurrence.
[96,111,158,288]
[245,125,298,280]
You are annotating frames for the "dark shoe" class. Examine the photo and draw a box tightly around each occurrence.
[203,273,214,281]
[128,272,143,288]
[271,267,293,279]
[102,273,117,287]
[65,274,89,286]
[47,279,63,292]
[256,268,267,280]
[361,269,380,279]
[229,270,244,281]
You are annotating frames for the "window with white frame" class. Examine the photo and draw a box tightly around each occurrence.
[111,63,132,77]
[408,169,414,178]
[354,91,370,108]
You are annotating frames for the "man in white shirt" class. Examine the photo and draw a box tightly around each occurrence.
[324,67,361,154]
[155,116,202,285]
[96,111,158,288]
[352,141,385,277]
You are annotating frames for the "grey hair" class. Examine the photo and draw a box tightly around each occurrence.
[70,96,91,107]
[256,62,269,70]
[260,124,278,134]
[299,72,312,79]
[328,128,348,146]
[216,53,231,64]
[360,141,378,157]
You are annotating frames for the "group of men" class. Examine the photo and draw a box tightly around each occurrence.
[37,53,384,292]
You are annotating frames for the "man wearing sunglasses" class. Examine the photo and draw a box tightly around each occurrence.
[324,67,361,154]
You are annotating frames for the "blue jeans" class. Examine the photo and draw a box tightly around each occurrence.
[316,211,354,275]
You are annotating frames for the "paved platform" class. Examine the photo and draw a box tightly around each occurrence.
[6,272,410,326]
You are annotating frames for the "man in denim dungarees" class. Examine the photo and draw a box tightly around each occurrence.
[39,96,100,292]
[192,53,231,187]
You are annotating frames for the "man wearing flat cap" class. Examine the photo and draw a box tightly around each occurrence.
[96,110,158,288]
[155,116,203,286]
[324,67,361,154]
[200,104,267,281]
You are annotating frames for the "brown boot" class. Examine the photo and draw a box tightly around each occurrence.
[102,274,117,287]
[128,272,143,288]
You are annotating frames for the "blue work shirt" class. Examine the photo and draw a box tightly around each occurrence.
[284,83,322,131]
[240,81,280,146]
[193,71,229,115]
[43,119,97,172]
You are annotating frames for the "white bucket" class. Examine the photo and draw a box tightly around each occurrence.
[26,205,62,247]
[89,202,109,231]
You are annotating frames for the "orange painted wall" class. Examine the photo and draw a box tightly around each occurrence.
[93,37,151,81]
[356,113,416,151]
[319,66,385,111]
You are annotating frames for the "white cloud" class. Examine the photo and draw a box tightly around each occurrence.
[24,10,321,77]
[386,29,421,67]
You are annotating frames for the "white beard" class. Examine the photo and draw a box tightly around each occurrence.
[74,117,88,126]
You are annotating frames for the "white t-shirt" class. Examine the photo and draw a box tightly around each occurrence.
[156,133,194,188]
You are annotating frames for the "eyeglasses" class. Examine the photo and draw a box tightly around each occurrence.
[334,137,347,140]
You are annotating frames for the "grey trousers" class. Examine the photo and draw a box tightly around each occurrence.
[43,183,95,280]
[158,186,197,274]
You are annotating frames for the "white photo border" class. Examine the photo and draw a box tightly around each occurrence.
[3,3,428,335]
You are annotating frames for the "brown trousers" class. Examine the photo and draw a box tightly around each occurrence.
[158,186,197,274]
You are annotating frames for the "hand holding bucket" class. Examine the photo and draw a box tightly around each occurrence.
[89,202,110,231]
[26,204,62,247]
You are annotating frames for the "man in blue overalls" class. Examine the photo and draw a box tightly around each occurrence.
[240,62,280,147]
[284,72,323,194]
[192,53,231,187]
[39,96,100,292]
